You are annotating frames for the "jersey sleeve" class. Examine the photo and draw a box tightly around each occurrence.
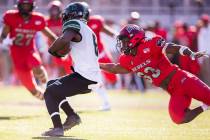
[35,15,46,31]
[62,20,81,33]
[119,55,131,71]
[96,15,104,30]
[2,11,13,26]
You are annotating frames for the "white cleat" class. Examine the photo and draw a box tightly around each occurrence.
[100,104,111,111]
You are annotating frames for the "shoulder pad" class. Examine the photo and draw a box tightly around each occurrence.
[62,20,81,33]
[31,12,45,18]
[153,36,165,47]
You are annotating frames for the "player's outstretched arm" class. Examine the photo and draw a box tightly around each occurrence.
[165,43,208,60]
[102,24,117,38]
[41,27,58,43]
[99,63,130,74]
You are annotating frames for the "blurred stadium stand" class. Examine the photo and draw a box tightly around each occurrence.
[1,0,210,27]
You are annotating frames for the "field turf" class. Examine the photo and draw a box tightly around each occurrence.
[0,86,210,140]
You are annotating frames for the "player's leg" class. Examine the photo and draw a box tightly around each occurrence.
[15,69,44,100]
[168,94,192,124]
[182,107,204,123]
[42,72,97,136]
[32,65,48,84]
[46,78,77,117]
[92,86,111,111]
[28,52,48,84]
[184,75,210,106]
[180,74,210,123]
[42,83,64,136]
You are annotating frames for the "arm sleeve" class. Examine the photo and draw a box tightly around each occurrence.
[97,16,105,31]
[2,12,12,26]
[36,16,47,31]
[62,20,81,33]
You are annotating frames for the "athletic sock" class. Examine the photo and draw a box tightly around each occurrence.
[60,99,76,116]
[201,104,209,111]
[50,112,63,128]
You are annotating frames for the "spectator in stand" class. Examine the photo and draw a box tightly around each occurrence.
[198,14,210,86]
[153,20,167,39]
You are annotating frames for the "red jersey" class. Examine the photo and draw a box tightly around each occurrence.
[87,15,104,53]
[3,10,46,53]
[119,36,178,86]
[46,18,62,36]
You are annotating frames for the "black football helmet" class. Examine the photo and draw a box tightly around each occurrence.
[62,2,90,23]
[17,0,35,16]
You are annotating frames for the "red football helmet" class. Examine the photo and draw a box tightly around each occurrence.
[48,1,63,18]
[116,24,145,55]
[17,0,35,16]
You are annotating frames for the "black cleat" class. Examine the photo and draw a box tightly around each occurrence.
[41,127,64,136]
[63,114,81,131]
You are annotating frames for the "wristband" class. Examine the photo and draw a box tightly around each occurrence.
[48,50,63,58]
[190,52,195,60]
[179,46,188,56]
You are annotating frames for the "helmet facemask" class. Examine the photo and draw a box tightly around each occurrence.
[17,0,34,16]
[116,35,133,55]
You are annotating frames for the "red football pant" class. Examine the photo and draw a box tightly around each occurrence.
[11,51,42,91]
[167,69,210,124]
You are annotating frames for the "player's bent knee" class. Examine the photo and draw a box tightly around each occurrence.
[169,111,185,125]
[170,116,184,125]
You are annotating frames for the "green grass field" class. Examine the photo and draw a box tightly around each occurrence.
[0,86,210,140]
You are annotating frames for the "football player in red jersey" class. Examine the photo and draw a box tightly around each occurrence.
[88,15,117,86]
[47,0,72,76]
[0,0,57,100]
[100,24,210,124]
[88,15,118,110]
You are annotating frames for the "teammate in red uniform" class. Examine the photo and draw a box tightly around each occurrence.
[47,0,72,76]
[88,15,117,85]
[100,24,210,124]
[88,15,118,110]
[0,0,57,100]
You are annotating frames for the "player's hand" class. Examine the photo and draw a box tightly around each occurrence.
[190,51,209,60]
[2,37,14,46]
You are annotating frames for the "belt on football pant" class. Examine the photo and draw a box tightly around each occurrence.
[160,69,177,90]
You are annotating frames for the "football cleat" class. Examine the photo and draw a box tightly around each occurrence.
[63,114,81,131]
[100,103,111,111]
[41,127,64,136]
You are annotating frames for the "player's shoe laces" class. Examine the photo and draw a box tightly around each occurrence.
[41,127,64,136]
[63,114,81,131]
